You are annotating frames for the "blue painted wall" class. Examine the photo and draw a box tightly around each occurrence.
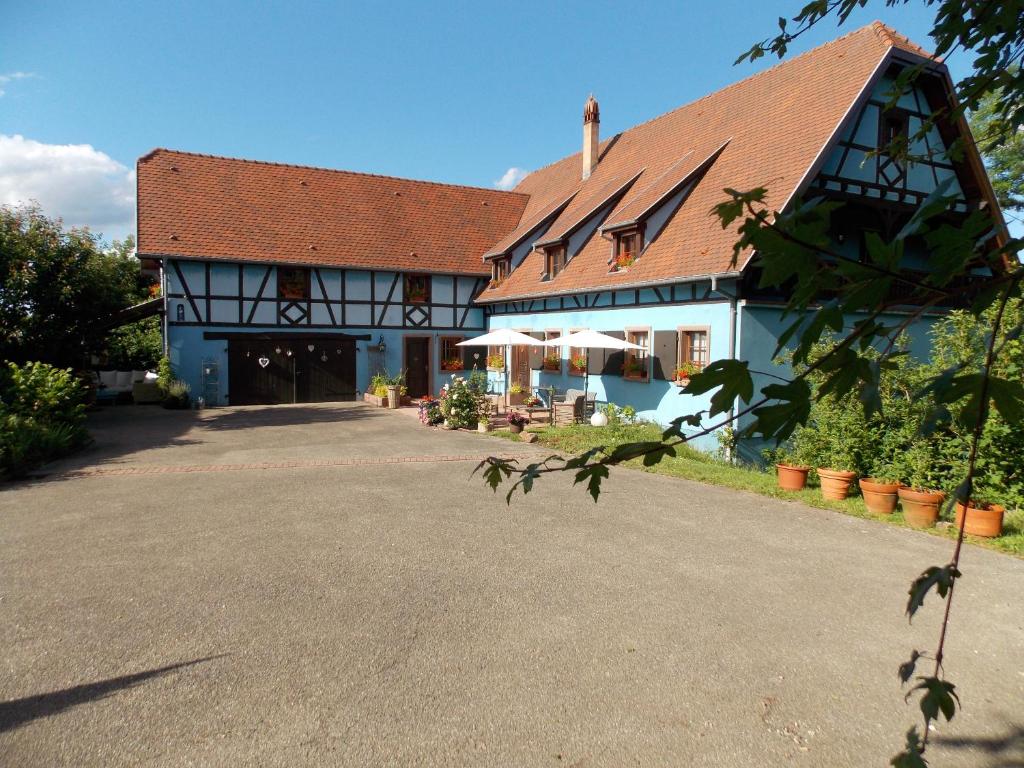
[736,302,942,463]
[487,287,736,451]
[164,259,491,404]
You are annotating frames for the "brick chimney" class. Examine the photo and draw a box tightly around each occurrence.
[582,94,599,180]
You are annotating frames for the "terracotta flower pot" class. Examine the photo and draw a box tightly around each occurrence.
[954,501,1005,538]
[817,468,857,500]
[898,487,944,528]
[776,463,810,491]
[860,478,900,515]
[508,423,523,434]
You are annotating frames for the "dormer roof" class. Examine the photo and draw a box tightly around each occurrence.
[478,22,947,302]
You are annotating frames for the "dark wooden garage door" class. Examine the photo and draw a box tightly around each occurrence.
[228,339,356,405]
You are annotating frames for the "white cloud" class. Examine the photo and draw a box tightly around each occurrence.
[0,71,36,98]
[494,166,529,191]
[0,134,135,241]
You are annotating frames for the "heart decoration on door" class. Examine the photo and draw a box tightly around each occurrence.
[307,344,315,352]
[258,356,270,369]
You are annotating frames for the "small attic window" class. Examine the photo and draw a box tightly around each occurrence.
[404,273,430,304]
[879,108,909,153]
[543,245,566,281]
[611,229,639,272]
[490,258,510,288]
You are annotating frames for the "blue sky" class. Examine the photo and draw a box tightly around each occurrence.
[0,1,952,243]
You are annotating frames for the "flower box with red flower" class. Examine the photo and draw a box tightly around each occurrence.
[674,361,700,386]
[441,357,463,372]
[569,354,587,375]
[543,353,561,371]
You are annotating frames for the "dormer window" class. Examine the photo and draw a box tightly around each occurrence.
[611,229,639,272]
[543,245,566,280]
[404,273,431,304]
[489,258,510,289]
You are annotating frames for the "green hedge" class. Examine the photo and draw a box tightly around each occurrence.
[0,361,89,478]
[787,301,1023,511]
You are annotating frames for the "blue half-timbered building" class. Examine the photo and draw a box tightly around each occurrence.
[137,23,1007,458]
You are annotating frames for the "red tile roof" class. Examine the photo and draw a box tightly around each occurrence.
[479,22,939,302]
[137,150,528,276]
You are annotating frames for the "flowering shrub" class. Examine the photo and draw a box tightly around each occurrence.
[418,397,443,426]
[439,376,485,429]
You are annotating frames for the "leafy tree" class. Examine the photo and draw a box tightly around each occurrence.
[105,316,162,370]
[968,69,1024,217]
[477,3,1024,764]
[0,205,150,369]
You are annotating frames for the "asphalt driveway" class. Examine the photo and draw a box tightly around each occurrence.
[1,403,1021,767]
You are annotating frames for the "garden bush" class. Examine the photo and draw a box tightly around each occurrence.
[438,376,484,429]
[0,361,89,478]
[787,300,1024,510]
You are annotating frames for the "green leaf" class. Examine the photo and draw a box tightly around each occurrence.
[897,177,956,240]
[906,564,961,620]
[682,359,753,416]
[744,379,812,442]
[473,457,512,492]
[988,376,1024,422]
[574,464,609,503]
[607,441,674,465]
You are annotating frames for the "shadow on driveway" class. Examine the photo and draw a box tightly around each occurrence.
[198,403,382,431]
[0,655,225,733]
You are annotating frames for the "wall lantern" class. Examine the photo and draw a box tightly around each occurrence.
[375,336,387,354]
[176,303,185,322]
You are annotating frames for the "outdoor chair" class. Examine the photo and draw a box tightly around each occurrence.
[553,388,586,425]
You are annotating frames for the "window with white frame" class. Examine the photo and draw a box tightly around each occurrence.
[624,329,649,380]
[543,330,562,372]
[677,328,709,379]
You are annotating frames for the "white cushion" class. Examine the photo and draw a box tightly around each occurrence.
[99,371,118,388]
[143,371,159,381]
[132,370,147,383]
[115,371,133,389]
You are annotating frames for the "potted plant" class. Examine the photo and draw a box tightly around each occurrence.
[507,412,528,434]
[623,358,646,379]
[791,405,864,500]
[954,499,1005,538]
[895,443,945,528]
[675,361,700,387]
[478,416,491,433]
[487,353,505,370]
[859,459,900,515]
[612,253,635,272]
[776,461,811,492]
[522,394,542,408]
[543,352,561,371]
[569,353,587,375]
[383,371,406,410]
[508,381,526,406]
[441,357,463,372]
